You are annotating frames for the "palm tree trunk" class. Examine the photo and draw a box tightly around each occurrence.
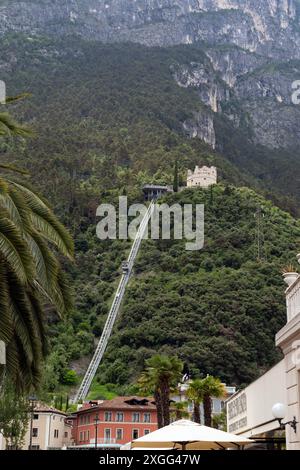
[161,379,170,427]
[154,389,164,429]
[203,393,212,427]
[193,402,201,424]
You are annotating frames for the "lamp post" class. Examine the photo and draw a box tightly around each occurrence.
[28,396,37,450]
[272,403,298,434]
[94,414,100,450]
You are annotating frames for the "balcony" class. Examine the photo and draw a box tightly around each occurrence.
[286,275,300,323]
[90,438,117,445]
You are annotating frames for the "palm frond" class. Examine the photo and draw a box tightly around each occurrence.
[0,112,32,137]
[9,181,74,258]
[0,215,35,284]
[0,261,13,344]
[0,163,30,175]
[5,93,31,104]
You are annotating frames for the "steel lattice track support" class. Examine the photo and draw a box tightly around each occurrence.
[72,201,154,403]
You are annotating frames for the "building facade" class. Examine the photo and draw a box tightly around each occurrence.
[142,184,173,201]
[187,166,217,188]
[275,268,300,450]
[0,403,73,450]
[71,396,158,449]
[226,360,286,443]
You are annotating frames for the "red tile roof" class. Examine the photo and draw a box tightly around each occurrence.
[75,396,156,414]
[34,403,67,416]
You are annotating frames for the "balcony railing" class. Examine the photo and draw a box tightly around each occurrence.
[286,276,300,322]
[90,438,117,445]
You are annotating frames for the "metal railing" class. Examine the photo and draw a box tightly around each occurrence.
[72,201,154,403]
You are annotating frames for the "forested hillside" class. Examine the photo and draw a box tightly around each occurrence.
[95,186,300,388]
[1,34,299,396]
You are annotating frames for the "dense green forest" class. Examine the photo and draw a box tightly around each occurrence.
[0,34,299,398]
[95,186,300,387]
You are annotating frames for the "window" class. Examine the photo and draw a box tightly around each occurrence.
[32,428,38,438]
[132,429,139,440]
[54,429,59,439]
[80,432,83,441]
[144,429,150,435]
[104,429,111,442]
[80,416,84,425]
[132,412,140,423]
[212,399,221,414]
[83,415,90,424]
[116,429,123,441]
[105,411,112,422]
[87,430,90,441]
[143,413,151,423]
[64,432,68,438]
[116,412,124,422]
[31,445,40,450]
[33,414,39,420]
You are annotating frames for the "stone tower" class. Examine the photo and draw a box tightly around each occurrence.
[187,166,217,188]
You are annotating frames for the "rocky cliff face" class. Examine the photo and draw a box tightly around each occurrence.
[1,0,300,150]
[0,0,299,57]
[172,46,300,149]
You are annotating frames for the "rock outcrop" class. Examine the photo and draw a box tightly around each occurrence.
[0,1,299,58]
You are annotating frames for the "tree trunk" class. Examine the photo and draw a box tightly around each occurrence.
[161,379,170,427]
[154,389,164,429]
[193,402,201,424]
[203,394,212,427]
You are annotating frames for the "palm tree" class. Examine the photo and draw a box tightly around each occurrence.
[198,376,226,427]
[138,366,163,429]
[138,354,183,428]
[186,379,203,424]
[0,105,74,392]
[172,401,189,421]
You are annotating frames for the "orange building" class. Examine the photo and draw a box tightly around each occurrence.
[71,397,158,449]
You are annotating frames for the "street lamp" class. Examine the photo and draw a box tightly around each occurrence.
[94,414,100,450]
[272,403,298,434]
[28,395,37,450]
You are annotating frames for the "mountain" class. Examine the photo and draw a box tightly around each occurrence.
[1,1,300,199]
[0,2,300,395]
[1,1,300,56]
[1,35,299,215]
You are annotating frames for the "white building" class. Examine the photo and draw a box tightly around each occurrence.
[275,266,300,450]
[226,255,300,450]
[187,166,217,188]
[0,403,73,450]
[174,382,236,422]
[226,361,286,440]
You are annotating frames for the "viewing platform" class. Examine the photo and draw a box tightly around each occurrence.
[142,184,173,201]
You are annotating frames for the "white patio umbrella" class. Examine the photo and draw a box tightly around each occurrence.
[131,419,253,450]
